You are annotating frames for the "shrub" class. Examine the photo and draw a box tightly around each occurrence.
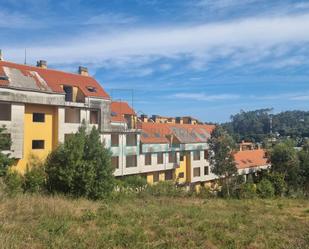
[23,157,46,193]
[145,181,185,197]
[45,126,115,200]
[237,183,257,199]
[122,175,147,190]
[257,179,275,198]
[267,173,287,197]
[4,171,23,196]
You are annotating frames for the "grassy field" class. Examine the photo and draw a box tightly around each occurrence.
[0,195,308,249]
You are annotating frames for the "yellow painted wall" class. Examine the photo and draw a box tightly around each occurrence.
[175,154,190,184]
[146,171,166,184]
[14,104,58,173]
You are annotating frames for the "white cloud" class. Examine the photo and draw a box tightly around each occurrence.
[84,13,137,25]
[171,93,240,101]
[0,10,36,28]
[4,13,309,69]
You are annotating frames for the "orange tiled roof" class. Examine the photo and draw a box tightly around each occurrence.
[0,60,110,99]
[234,149,269,169]
[139,122,215,144]
[110,101,135,123]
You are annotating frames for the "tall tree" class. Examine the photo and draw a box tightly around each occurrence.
[298,139,309,195]
[45,125,115,199]
[209,126,237,197]
[0,126,14,176]
[270,140,300,191]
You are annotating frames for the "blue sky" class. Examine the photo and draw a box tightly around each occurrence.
[2,0,309,123]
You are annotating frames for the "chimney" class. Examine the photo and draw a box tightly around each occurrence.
[78,66,89,76]
[0,49,3,61]
[37,60,47,69]
[141,114,148,123]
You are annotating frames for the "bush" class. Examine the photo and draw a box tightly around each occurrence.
[23,157,46,193]
[257,179,275,198]
[122,175,147,190]
[267,173,287,197]
[145,181,185,197]
[237,183,257,199]
[45,126,115,200]
[4,171,23,196]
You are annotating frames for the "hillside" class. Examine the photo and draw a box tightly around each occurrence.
[0,195,308,249]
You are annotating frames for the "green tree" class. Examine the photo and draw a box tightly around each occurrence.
[298,140,309,195]
[0,126,14,176]
[45,125,115,199]
[209,126,237,197]
[270,140,300,191]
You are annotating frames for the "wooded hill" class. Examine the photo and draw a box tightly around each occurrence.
[223,109,309,143]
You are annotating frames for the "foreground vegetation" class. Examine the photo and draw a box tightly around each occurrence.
[0,194,308,249]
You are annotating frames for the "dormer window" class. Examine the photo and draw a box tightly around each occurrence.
[87,86,97,93]
[63,86,73,102]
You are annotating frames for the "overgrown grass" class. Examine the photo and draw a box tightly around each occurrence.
[0,193,308,249]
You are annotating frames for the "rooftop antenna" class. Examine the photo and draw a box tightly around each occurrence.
[24,48,27,65]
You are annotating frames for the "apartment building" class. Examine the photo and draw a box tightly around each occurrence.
[0,59,111,172]
[0,57,270,189]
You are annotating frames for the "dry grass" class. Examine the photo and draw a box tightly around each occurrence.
[0,194,308,249]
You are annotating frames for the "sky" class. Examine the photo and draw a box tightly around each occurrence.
[1,0,309,123]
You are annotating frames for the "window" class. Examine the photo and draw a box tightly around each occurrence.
[0,133,11,150]
[165,170,173,180]
[65,107,80,123]
[33,113,45,123]
[178,172,184,178]
[126,134,137,146]
[145,153,152,165]
[32,140,44,149]
[204,150,209,160]
[157,152,164,164]
[153,172,159,183]
[63,86,73,102]
[90,110,99,124]
[111,134,119,147]
[193,167,201,177]
[180,152,185,161]
[204,166,209,176]
[87,86,97,93]
[0,103,11,121]
[193,151,200,161]
[169,152,177,163]
[126,155,137,168]
[111,156,119,169]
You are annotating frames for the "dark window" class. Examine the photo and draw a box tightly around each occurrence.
[178,172,184,178]
[169,152,177,163]
[0,133,11,150]
[0,103,11,121]
[180,152,185,161]
[193,151,200,161]
[145,153,152,165]
[193,167,201,177]
[204,166,209,176]
[33,113,45,123]
[126,134,137,146]
[65,108,80,123]
[126,155,137,168]
[204,150,209,160]
[157,152,164,164]
[32,140,44,149]
[63,86,73,102]
[111,134,119,147]
[87,86,97,93]
[165,170,173,180]
[153,172,159,183]
[112,156,119,169]
[90,110,99,124]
